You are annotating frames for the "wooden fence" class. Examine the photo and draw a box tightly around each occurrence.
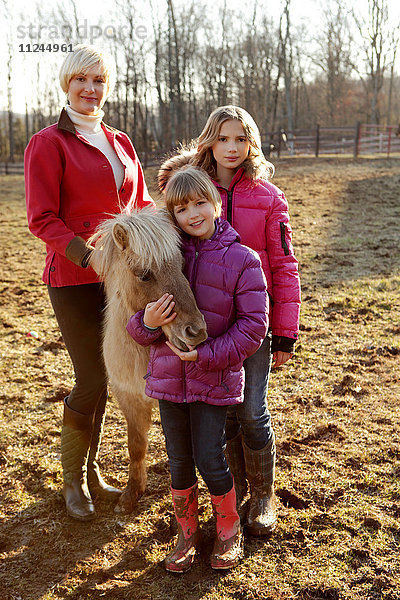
[2,124,400,175]
[0,162,24,175]
[262,123,400,158]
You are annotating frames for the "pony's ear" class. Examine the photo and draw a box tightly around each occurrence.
[112,223,129,250]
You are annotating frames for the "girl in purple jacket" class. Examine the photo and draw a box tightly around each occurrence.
[158,106,301,537]
[126,166,268,572]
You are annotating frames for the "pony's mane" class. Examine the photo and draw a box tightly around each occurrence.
[90,207,181,275]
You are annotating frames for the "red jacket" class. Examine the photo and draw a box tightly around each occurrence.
[25,108,154,287]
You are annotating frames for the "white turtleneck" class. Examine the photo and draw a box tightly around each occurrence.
[66,105,125,191]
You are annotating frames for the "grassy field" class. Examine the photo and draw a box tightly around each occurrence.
[0,157,399,600]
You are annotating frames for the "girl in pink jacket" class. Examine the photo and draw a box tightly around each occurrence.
[127,166,268,572]
[158,105,301,537]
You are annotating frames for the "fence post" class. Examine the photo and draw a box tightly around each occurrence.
[315,124,320,157]
[387,126,392,158]
[277,130,282,158]
[354,122,361,157]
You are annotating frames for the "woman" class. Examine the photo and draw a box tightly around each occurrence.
[25,44,155,521]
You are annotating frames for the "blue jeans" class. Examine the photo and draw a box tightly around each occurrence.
[225,332,274,450]
[158,400,233,496]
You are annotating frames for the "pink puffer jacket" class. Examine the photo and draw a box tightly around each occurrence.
[213,168,300,344]
[126,219,268,405]
[158,153,301,352]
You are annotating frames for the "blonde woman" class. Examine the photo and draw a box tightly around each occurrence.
[25,44,154,521]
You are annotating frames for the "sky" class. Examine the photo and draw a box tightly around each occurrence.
[1,0,400,113]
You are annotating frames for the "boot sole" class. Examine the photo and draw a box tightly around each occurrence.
[211,559,241,570]
[211,548,244,570]
[165,564,193,574]
[66,507,96,522]
[165,555,196,574]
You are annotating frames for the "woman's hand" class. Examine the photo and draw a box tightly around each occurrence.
[143,294,176,329]
[166,341,198,361]
[272,351,293,368]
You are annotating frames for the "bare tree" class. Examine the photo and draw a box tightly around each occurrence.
[150,1,169,147]
[279,0,294,148]
[313,0,353,124]
[166,0,182,145]
[352,0,392,124]
[385,25,400,124]
[2,0,15,161]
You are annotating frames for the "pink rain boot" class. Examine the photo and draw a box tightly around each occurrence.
[210,484,244,570]
[165,481,199,573]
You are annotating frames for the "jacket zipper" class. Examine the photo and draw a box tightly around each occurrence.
[181,246,200,402]
[192,249,199,287]
[182,361,187,402]
[218,170,245,225]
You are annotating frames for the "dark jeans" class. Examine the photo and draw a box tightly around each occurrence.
[47,283,108,416]
[158,399,233,496]
[225,332,274,450]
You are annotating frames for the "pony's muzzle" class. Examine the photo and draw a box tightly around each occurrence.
[183,324,208,346]
[163,320,207,351]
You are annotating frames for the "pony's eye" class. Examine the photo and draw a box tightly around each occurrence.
[138,270,152,282]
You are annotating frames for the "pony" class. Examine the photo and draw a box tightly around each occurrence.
[91,208,207,513]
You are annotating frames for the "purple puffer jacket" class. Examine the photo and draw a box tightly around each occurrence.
[126,219,268,405]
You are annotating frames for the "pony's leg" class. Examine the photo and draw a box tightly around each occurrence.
[115,394,153,514]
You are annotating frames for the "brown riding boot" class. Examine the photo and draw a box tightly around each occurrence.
[165,481,199,573]
[61,399,95,521]
[225,431,248,521]
[243,433,277,536]
[87,393,122,503]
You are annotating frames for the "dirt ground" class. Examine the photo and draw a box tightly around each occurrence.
[0,157,399,600]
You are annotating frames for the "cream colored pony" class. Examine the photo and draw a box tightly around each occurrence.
[92,208,207,513]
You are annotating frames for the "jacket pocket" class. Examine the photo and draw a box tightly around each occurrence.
[63,212,108,238]
[143,346,155,380]
[279,222,290,256]
[218,369,229,392]
[220,364,242,393]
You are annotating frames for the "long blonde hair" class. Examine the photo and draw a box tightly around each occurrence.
[192,105,274,182]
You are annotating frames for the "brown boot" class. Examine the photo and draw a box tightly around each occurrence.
[165,482,199,573]
[210,484,243,570]
[87,393,122,503]
[243,433,277,536]
[225,431,248,520]
[61,399,95,521]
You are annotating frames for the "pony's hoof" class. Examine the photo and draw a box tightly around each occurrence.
[114,491,141,514]
[114,499,134,514]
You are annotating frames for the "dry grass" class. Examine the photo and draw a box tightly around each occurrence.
[0,157,400,600]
